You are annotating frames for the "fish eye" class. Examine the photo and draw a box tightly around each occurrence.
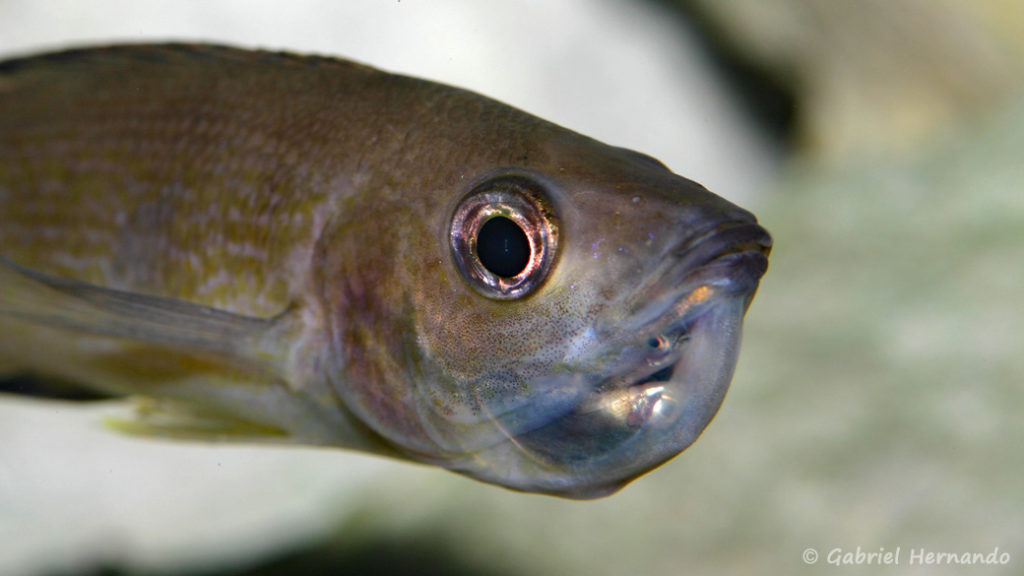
[476,216,530,278]
[450,177,558,299]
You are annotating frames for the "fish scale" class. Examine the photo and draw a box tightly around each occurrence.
[0,60,336,315]
[0,44,770,498]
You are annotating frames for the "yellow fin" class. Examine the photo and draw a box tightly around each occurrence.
[104,397,289,442]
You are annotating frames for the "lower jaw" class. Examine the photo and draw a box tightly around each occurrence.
[458,294,749,498]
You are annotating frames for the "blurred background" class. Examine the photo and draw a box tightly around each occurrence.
[1,1,1022,574]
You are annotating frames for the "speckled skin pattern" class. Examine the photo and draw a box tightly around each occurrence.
[0,45,443,316]
[0,45,768,497]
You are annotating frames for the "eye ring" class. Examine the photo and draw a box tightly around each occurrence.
[450,177,558,300]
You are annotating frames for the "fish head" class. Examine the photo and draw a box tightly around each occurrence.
[317,119,770,499]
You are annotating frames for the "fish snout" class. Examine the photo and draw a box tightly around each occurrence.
[665,220,772,296]
[672,219,772,266]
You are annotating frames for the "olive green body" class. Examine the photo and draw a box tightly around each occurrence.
[0,45,768,497]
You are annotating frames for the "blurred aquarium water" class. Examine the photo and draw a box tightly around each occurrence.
[1,0,1022,575]
[684,0,1024,160]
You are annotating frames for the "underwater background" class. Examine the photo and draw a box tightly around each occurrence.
[1,1,1021,574]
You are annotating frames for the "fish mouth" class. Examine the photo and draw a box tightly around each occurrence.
[513,286,745,465]
[468,221,771,497]
[623,221,771,328]
[579,221,771,426]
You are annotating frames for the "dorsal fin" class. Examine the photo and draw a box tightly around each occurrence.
[0,42,377,79]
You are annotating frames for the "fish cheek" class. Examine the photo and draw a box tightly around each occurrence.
[314,187,574,454]
[416,293,523,378]
[414,275,587,386]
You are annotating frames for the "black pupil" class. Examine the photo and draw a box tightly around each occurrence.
[476,217,531,278]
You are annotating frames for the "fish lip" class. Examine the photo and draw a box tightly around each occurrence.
[619,220,770,339]
[673,220,773,274]
[597,221,771,398]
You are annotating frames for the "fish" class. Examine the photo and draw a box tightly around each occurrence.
[0,44,771,498]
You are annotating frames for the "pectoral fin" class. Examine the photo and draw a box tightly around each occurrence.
[0,256,284,366]
[0,257,356,446]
